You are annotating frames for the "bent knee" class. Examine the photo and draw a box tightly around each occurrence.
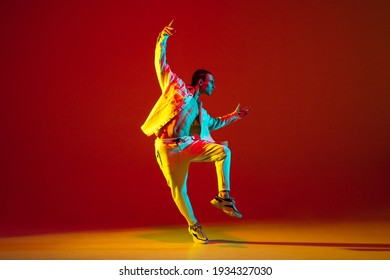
[220,145,231,157]
[213,144,231,161]
[170,186,188,201]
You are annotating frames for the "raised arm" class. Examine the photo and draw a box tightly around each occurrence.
[155,20,176,91]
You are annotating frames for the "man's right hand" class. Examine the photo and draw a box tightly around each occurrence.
[161,20,176,37]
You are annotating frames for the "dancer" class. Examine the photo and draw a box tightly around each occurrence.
[141,21,250,244]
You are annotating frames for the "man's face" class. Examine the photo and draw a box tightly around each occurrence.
[201,74,215,96]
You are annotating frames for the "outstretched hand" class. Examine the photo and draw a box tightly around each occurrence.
[161,20,176,37]
[234,104,251,119]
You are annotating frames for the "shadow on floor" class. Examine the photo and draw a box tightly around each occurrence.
[209,239,390,251]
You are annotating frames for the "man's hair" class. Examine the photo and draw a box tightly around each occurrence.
[191,69,213,87]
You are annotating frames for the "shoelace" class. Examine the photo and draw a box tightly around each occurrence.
[191,223,202,231]
[219,196,236,204]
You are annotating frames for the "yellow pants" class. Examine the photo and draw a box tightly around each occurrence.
[155,137,231,225]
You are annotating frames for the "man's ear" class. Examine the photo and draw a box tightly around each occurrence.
[198,79,204,87]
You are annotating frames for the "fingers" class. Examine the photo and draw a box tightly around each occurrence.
[162,20,176,36]
[242,106,252,113]
[236,104,251,118]
[162,26,175,36]
[163,27,174,36]
[241,106,251,115]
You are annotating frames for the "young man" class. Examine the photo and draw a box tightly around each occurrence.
[141,21,250,244]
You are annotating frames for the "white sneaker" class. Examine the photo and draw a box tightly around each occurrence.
[188,223,208,244]
[210,195,243,218]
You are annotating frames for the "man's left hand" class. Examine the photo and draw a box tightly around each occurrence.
[235,104,251,119]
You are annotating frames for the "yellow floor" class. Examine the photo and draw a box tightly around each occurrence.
[1,220,390,260]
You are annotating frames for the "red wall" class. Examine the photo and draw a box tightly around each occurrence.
[1,0,389,234]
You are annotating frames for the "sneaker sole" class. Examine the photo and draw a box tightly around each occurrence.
[188,228,208,244]
[210,199,243,218]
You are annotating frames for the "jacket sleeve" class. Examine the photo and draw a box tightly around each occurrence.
[204,109,239,132]
[154,32,188,95]
[155,32,175,91]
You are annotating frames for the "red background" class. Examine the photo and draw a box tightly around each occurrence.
[1,0,389,234]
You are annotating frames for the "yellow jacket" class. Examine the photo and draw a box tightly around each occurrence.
[141,32,238,141]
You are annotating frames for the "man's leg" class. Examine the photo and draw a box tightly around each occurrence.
[162,164,197,225]
[186,140,242,218]
[155,140,208,243]
[188,140,231,191]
